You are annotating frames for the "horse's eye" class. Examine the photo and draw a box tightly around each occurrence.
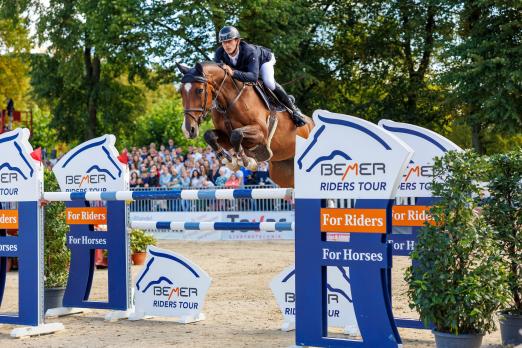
[196,88,204,95]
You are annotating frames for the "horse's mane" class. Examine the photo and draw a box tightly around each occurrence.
[181,61,223,83]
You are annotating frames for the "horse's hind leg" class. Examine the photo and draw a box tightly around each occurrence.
[230,126,265,171]
[204,129,233,163]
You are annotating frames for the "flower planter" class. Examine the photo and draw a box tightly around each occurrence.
[132,252,147,265]
[44,287,65,312]
[432,330,483,348]
[499,313,522,345]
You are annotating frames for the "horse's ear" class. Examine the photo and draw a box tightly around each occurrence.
[176,62,190,75]
[195,62,204,75]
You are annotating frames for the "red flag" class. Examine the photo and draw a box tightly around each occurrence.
[118,149,128,164]
[31,147,42,162]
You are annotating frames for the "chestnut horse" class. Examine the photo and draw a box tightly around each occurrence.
[177,62,313,188]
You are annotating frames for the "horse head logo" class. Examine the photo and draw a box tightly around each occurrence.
[135,247,203,294]
[0,128,35,181]
[296,112,393,174]
[133,246,211,319]
[60,135,122,179]
[53,134,127,191]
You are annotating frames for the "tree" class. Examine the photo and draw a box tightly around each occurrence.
[0,11,31,110]
[443,0,522,153]
[31,0,152,142]
[321,1,455,129]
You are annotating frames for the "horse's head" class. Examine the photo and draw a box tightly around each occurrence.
[177,62,217,139]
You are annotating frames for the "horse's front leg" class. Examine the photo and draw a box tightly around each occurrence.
[230,125,265,171]
[204,129,233,164]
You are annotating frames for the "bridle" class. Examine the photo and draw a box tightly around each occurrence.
[182,65,247,126]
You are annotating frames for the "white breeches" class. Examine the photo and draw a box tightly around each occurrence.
[260,54,276,90]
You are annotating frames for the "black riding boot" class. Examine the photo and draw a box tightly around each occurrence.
[273,84,307,127]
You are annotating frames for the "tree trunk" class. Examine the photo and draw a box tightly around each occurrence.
[471,123,483,154]
[84,46,100,140]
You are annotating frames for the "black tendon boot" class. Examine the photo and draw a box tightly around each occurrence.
[273,83,307,127]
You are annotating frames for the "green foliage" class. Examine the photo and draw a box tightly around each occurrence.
[43,169,70,288]
[442,1,522,152]
[406,150,509,334]
[30,107,59,150]
[31,0,151,142]
[483,149,522,315]
[125,91,209,149]
[130,229,157,253]
[0,15,31,109]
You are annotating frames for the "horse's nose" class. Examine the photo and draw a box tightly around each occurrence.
[189,126,197,138]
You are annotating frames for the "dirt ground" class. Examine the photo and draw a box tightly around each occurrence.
[0,240,505,347]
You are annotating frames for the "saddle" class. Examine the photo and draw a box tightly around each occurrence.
[243,82,287,163]
[253,82,287,113]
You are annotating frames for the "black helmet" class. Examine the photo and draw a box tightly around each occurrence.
[219,26,240,43]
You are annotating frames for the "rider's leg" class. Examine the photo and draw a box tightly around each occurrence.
[272,83,307,127]
[260,54,277,91]
[260,54,306,127]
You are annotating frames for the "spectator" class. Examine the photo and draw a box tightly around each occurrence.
[140,171,150,187]
[170,177,182,190]
[225,173,240,188]
[130,172,139,188]
[159,167,172,188]
[209,162,220,183]
[235,170,244,187]
[199,165,209,181]
[167,139,175,151]
[180,171,191,188]
[149,166,160,187]
[214,167,228,187]
[190,170,203,188]
[201,177,215,189]
[256,161,270,184]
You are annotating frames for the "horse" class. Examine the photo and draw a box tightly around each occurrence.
[177,61,314,188]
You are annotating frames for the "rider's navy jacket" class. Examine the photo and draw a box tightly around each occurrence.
[213,41,272,83]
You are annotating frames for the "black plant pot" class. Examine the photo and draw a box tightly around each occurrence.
[499,313,522,346]
[432,330,483,348]
[44,287,65,312]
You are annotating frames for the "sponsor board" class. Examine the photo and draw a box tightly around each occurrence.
[66,207,107,225]
[295,110,413,200]
[52,134,128,192]
[320,208,386,233]
[0,128,42,202]
[270,265,359,335]
[133,246,211,321]
[129,211,295,240]
[0,210,19,229]
[392,205,433,226]
[378,119,462,197]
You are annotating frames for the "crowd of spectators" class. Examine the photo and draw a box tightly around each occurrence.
[126,139,271,189]
[41,139,273,190]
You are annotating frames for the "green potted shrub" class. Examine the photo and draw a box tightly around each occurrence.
[483,150,522,345]
[130,229,157,265]
[43,169,70,311]
[405,151,509,348]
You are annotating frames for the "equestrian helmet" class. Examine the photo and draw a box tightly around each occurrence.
[219,26,240,42]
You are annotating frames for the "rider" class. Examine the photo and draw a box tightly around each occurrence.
[213,26,306,127]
